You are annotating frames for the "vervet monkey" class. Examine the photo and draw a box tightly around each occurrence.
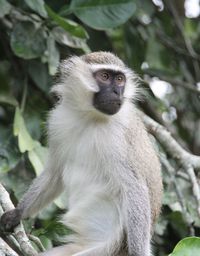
[0,52,162,256]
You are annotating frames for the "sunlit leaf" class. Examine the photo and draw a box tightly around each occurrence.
[47,34,60,75]
[69,0,136,30]
[28,142,47,176]
[169,237,200,256]
[14,107,35,153]
[13,108,47,175]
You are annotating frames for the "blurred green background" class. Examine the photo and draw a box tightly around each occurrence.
[0,0,200,255]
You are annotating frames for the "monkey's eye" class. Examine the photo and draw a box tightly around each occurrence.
[95,71,111,84]
[115,74,125,85]
[100,72,109,81]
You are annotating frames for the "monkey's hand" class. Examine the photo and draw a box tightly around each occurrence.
[0,209,21,233]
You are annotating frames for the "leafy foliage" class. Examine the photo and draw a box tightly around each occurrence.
[0,0,200,255]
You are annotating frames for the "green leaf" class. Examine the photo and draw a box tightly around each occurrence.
[0,94,18,106]
[10,22,46,59]
[13,108,48,174]
[45,5,88,39]
[38,220,72,241]
[13,107,35,153]
[0,126,20,173]
[184,19,198,41]
[58,5,72,16]
[0,168,31,200]
[47,34,60,75]
[69,0,136,30]
[0,0,11,18]
[28,61,50,93]
[24,0,47,18]
[28,142,47,176]
[36,235,53,250]
[169,237,200,256]
[146,31,164,70]
[168,211,188,238]
[52,26,90,52]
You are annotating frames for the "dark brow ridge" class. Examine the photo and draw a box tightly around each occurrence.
[94,69,125,76]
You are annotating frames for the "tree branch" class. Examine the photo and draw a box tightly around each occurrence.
[28,235,45,253]
[142,113,200,219]
[0,183,38,256]
[0,237,19,256]
[142,114,200,169]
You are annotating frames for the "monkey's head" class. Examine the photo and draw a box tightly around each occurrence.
[52,52,137,116]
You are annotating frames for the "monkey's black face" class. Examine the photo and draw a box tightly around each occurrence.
[93,69,125,115]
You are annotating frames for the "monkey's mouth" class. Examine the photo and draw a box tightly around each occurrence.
[93,99,122,115]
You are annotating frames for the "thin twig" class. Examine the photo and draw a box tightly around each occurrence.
[160,154,195,235]
[144,71,200,95]
[183,164,200,217]
[176,170,189,182]
[164,0,200,81]
[157,32,200,61]
[21,77,28,113]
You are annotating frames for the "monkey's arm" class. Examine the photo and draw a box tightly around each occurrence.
[0,162,64,232]
[18,167,63,218]
[123,175,151,256]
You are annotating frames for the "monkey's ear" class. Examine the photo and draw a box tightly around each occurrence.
[50,84,63,104]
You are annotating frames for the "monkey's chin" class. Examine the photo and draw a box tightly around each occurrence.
[94,101,122,115]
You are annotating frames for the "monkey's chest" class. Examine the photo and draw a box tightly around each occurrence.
[62,160,121,243]
[63,158,118,205]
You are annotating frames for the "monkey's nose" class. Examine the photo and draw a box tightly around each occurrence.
[113,86,123,98]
